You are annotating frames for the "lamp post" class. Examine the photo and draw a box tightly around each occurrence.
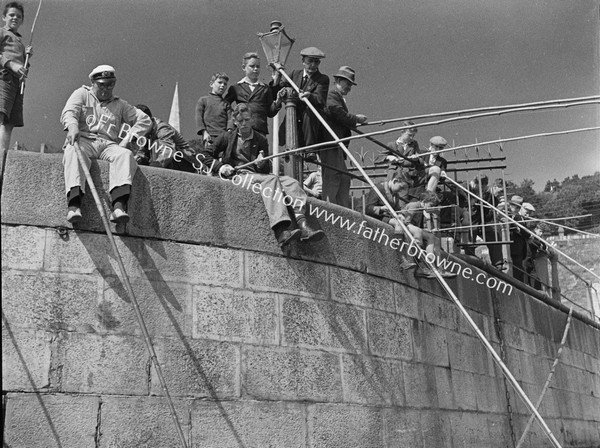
[258,21,301,179]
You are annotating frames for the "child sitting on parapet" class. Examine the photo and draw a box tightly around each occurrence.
[199,103,324,248]
[394,191,457,279]
[195,72,232,145]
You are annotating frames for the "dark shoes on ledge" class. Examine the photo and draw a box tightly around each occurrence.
[276,227,302,247]
[298,219,325,243]
[67,206,82,223]
[275,219,325,248]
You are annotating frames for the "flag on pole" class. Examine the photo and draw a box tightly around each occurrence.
[168,82,181,132]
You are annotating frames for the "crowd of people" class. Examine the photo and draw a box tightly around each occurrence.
[0,2,550,287]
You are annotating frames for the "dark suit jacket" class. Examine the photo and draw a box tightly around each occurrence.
[224,82,278,135]
[275,69,330,146]
[324,88,358,141]
[200,129,270,175]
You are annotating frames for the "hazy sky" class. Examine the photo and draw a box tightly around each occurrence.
[13,0,600,191]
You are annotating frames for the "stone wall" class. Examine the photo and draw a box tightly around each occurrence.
[2,150,599,447]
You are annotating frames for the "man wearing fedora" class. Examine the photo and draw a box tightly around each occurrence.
[321,65,367,207]
[61,64,152,224]
[275,47,329,148]
[500,194,528,281]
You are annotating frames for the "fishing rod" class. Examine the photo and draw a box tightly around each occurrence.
[362,95,600,127]
[20,0,42,94]
[411,127,600,159]
[269,63,564,447]
[263,99,600,160]
[445,175,600,281]
[441,214,594,232]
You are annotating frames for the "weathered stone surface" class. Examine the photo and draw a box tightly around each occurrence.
[282,295,367,353]
[330,267,394,311]
[43,229,145,278]
[367,310,413,360]
[192,285,278,344]
[2,270,100,332]
[242,346,342,402]
[394,282,422,320]
[308,403,385,448]
[100,276,192,337]
[141,239,244,287]
[2,327,52,391]
[55,332,149,395]
[412,320,450,367]
[450,411,492,447]
[341,354,405,406]
[246,252,328,297]
[191,400,306,448]
[382,408,422,446]
[403,362,438,408]
[151,338,239,398]
[447,332,490,375]
[1,225,45,270]
[3,393,99,448]
[434,366,455,410]
[420,411,454,448]
[423,295,460,331]
[99,396,190,448]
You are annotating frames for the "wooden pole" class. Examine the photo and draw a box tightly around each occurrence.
[362,95,600,126]
[20,0,43,94]
[71,143,189,448]
[274,66,564,448]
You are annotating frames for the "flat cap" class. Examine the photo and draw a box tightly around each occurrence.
[430,136,448,147]
[300,47,325,59]
[89,65,116,81]
[522,202,535,212]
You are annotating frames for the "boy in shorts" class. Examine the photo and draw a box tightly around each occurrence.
[0,1,31,151]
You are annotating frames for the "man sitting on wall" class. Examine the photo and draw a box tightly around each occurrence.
[61,64,151,224]
[200,103,324,248]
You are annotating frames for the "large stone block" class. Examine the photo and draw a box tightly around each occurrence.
[99,396,190,448]
[282,296,367,354]
[140,239,244,287]
[96,397,190,448]
[434,366,455,410]
[151,338,239,399]
[1,225,45,271]
[191,400,306,448]
[3,393,99,448]
[2,270,100,333]
[99,275,191,337]
[450,411,492,447]
[450,369,477,411]
[55,332,149,395]
[2,326,52,391]
[341,354,405,406]
[412,320,450,367]
[422,295,460,331]
[367,310,413,360]
[474,374,505,413]
[394,282,423,320]
[447,332,490,375]
[242,346,342,402]
[308,403,385,448]
[403,362,438,408]
[246,252,329,298]
[419,411,454,448]
[192,285,278,344]
[43,229,145,278]
[330,267,394,312]
[382,408,422,447]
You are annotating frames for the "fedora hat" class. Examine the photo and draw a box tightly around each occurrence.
[333,66,357,85]
[509,195,524,207]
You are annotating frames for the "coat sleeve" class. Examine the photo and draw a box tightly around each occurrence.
[195,97,207,135]
[60,88,85,131]
[325,90,358,129]
[200,132,229,174]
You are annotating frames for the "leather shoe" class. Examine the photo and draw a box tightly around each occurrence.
[399,259,417,271]
[414,267,435,278]
[67,207,82,223]
[298,219,325,242]
[110,209,130,224]
[276,228,302,247]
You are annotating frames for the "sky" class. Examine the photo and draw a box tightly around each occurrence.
[12,0,600,191]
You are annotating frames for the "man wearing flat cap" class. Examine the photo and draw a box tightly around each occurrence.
[320,66,367,207]
[275,46,329,148]
[422,136,449,193]
[61,64,151,224]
